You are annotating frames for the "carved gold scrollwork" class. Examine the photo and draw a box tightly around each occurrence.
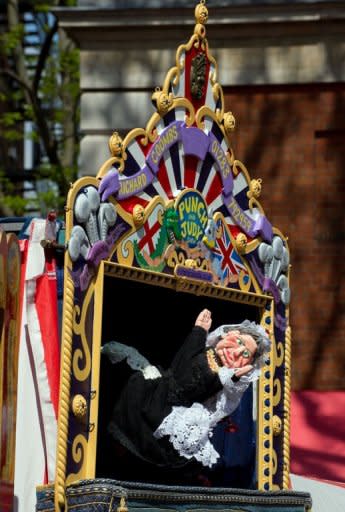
[238,270,251,293]
[117,238,135,267]
[72,285,93,382]
[65,434,88,486]
[273,378,282,407]
[166,249,186,268]
[274,340,285,368]
[272,449,278,475]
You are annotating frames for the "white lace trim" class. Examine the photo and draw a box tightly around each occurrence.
[154,403,220,467]
[154,367,259,467]
[102,341,162,380]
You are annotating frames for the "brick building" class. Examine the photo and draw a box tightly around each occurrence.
[55,0,345,390]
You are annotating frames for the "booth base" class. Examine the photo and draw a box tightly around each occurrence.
[36,478,312,512]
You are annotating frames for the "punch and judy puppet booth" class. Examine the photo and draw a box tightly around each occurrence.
[38,2,311,511]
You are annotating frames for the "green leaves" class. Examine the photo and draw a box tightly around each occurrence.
[1,1,81,217]
[0,24,24,54]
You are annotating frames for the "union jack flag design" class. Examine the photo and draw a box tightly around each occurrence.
[212,222,248,281]
[137,216,161,254]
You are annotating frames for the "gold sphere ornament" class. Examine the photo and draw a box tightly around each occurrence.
[71,394,88,419]
[195,1,208,25]
[108,131,123,157]
[185,259,197,269]
[223,111,236,134]
[235,233,248,254]
[151,88,173,116]
[132,204,145,226]
[272,415,282,436]
[251,178,262,198]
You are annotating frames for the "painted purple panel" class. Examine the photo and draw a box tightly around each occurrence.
[253,214,273,243]
[180,126,210,160]
[175,265,213,282]
[99,169,120,202]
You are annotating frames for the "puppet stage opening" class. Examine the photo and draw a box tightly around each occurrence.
[96,273,263,488]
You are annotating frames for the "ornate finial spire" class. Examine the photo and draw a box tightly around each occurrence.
[194,0,208,38]
[195,0,208,25]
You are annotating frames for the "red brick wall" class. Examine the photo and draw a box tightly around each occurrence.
[224,85,345,390]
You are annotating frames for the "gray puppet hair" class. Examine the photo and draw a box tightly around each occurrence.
[206,320,271,369]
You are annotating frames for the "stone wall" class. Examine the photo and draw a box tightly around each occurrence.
[224,84,345,389]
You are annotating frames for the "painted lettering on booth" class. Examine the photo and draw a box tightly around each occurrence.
[176,191,209,247]
[119,172,147,196]
[210,140,231,179]
[228,196,252,233]
[151,125,179,164]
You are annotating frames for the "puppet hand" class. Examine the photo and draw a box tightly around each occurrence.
[195,309,212,332]
[233,364,253,378]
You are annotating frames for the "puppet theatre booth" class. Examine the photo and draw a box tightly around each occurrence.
[37,3,311,511]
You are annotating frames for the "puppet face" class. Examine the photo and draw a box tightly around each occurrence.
[215,330,257,369]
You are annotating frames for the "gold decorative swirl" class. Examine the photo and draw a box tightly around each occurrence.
[196,105,221,131]
[54,268,75,512]
[166,249,185,268]
[238,270,251,292]
[194,23,206,39]
[273,377,282,407]
[274,340,285,367]
[163,35,199,91]
[72,284,93,382]
[96,156,122,179]
[272,448,278,475]
[199,259,210,272]
[65,434,88,486]
[117,237,135,267]
[232,159,251,180]
[123,127,149,150]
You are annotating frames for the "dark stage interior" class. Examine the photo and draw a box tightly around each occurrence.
[96,274,260,487]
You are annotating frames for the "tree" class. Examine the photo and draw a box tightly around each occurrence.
[0,0,80,216]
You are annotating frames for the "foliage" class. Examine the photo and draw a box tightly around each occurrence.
[0,0,80,217]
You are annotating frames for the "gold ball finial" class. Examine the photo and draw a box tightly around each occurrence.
[132,204,145,227]
[151,87,173,116]
[195,1,208,25]
[273,415,282,436]
[251,178,262,198]
[223,111,236,134]
[235,233,248,254]
[71,394,88,419]
[185,258,197,269]
[108,131,123,157]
